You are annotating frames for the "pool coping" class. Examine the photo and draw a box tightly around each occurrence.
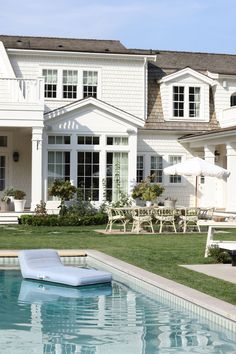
[0,249,236,325]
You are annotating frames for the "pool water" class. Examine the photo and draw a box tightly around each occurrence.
[0,269,236,354]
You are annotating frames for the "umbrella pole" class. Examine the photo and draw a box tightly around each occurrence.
[195,176,198,208]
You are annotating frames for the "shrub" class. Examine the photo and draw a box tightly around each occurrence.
[132,175,164,201]
[208,245,231,264]
[20,213,107,227]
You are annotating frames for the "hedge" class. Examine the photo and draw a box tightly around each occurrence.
[20,213,107,226]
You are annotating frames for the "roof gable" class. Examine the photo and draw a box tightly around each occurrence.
[159,67,216,86]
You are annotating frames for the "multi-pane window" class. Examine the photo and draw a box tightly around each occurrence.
[63,70,78,99]
[107,137,128,145]
[77,152,99,201]
[48,136,71,144]
[150,156,163,183]
[83,71,98,98]
[189,87,200,117]
[77,136,100,145]
[173,86,184,117]
[47,151,70,195]
[0,156,6,191]
[106,152,128,202]
[42,69,58,98]
[137,156,144,182]
[169,155,182,183]
[230,93,236,106]
[0,136,7,147]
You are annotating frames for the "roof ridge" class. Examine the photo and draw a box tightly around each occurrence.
[130,48,236,57]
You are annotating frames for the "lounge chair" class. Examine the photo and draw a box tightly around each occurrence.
[18,249,112,286]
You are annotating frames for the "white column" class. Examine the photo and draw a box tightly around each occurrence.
[31,127,43,210]
[226,143,236,211]
[202,145,216,207]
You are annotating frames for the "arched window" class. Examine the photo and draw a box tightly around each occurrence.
[230,92,236,106]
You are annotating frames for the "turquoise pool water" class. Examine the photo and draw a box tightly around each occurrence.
[0,269,236,354]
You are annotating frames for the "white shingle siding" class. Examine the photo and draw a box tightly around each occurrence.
[9,54,145,119]
[137,133,195,206]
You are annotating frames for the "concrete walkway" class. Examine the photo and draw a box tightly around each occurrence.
[181,264,236,284]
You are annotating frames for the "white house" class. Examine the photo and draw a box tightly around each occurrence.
[0,35,236,211]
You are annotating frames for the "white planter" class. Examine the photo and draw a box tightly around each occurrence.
[145,201,152,207]
[164,200,176,208]
[14,199,26,212]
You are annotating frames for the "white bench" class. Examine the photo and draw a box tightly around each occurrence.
[200,221,236,265]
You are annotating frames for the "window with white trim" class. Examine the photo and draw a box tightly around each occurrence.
[47,151,70,197]
[0,136,7,147]
[173,85,201,119]
[48,135,71,144]
[63,70,78,99]
[137,156,144,182]
[0,156,6,191]
[83,71,98,98]
[77,151,100,201]
[107,137,128,145]
[150,156,163,183]
[77,136,100,145]
[42,69,58,98]
[169,155,182,183]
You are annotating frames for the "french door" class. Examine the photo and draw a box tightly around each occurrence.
[0,155,6,191]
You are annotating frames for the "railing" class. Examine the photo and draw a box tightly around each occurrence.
[0,77,44,104]
[219,106,236,128]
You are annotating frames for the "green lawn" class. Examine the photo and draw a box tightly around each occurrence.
[1,224,236,305]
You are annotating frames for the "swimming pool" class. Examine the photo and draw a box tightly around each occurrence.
[0,265,236,354]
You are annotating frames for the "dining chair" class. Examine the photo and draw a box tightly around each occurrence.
[179,207,201,233]
[105,208,129,232]
[154,207,177,233]
[131,207,154,233]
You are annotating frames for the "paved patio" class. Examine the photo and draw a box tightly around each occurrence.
[181,264,236,284]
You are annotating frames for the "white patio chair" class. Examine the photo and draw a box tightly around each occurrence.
[153,207,177,233]
[131,207,154,234]
[179,207,201,233]
[105,208,129,232]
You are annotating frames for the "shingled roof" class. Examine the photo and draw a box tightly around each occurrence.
[0,34,131,54]
[132,48,236,75]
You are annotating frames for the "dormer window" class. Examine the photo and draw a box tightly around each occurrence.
[172,85,201,119]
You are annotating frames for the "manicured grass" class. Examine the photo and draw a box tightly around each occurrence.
[1,224,236,304]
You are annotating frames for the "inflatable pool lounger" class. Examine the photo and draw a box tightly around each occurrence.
[18,249,112,287]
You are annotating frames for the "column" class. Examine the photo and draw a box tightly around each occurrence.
[226,143,236,211]
[31,127,43,210]
[202,145,216,207]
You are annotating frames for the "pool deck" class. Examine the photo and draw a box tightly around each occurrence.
[0,249,236,326]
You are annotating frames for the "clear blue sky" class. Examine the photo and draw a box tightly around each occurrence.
[0,0,235,54]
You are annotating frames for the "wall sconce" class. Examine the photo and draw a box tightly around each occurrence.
[13,151,19,162]
[214,150,220,162]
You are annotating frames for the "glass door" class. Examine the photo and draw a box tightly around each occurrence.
[0,155,6,192]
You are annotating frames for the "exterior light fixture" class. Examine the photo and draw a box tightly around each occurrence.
[13,151,19,162]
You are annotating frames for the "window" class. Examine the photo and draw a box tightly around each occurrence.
[77,152,99,201]
[137,156,144,182]
[47,151,70,195]
[173,85,201,118]
[169,156,182,183]
[42,69,58,98]
[63,70,78,99]
[107,137,128,145]
[77,136,100,145]
[83,71,98,98]
[173,86,184,117]
[0,156,6,191]
[106,152,128,202]
[150,156,163,183]
[230,92,236,106]
[48,136,71,144]
[189,87,200,117]
[0,136,7,147]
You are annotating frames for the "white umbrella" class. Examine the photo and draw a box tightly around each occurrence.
[163,157,230,206]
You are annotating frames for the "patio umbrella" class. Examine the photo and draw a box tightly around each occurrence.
[163,157,230,206]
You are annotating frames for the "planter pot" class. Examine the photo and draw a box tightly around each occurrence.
[135,198,145,207]
[145,201,152,207]
[0,201,10,212]
[164,200,176,208]
[14,199,26,212]
[8,196,14,211]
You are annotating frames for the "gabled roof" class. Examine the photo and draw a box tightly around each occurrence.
[44,97,145,128]
[159,67,216,85]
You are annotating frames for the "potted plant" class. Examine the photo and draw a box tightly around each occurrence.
[131,175,164,207]
[13,189,26,212]
[0,195,11,212]
[164,197,177,208]
[48,179,77,215]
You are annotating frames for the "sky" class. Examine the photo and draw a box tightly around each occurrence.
[0,0,236,54]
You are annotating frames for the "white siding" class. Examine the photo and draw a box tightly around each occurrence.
[137,132,196,207]
[214,79,236,122]
[9,54,145,119]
